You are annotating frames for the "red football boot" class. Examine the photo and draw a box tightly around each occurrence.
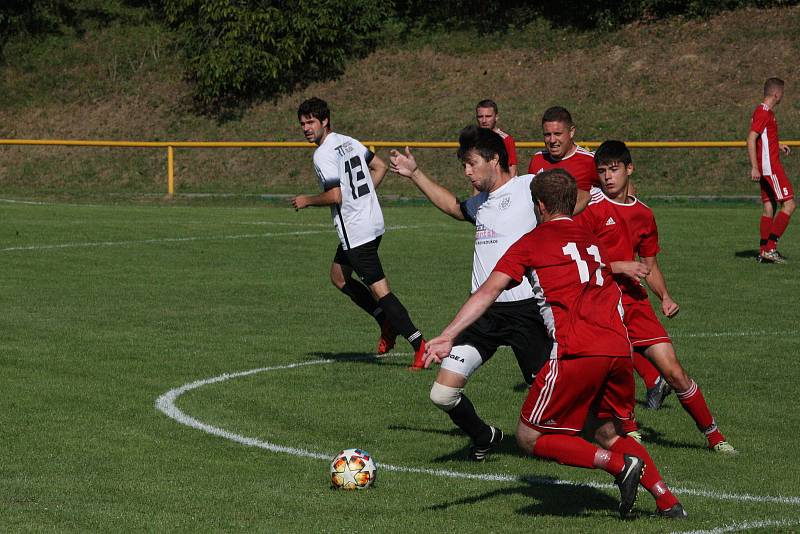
[408,339,427,371]
[377,321,397,355]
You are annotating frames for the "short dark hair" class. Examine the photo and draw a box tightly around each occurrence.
[594,140,633,167]
[297,97,331,127]
[764,77,785,96]
[530,168,576,216]
[541,106,573,127]
[476,99,498,113]
[457,125,509,172]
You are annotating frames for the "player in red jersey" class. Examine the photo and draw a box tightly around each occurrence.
[425,169,687,520]
[527,106,597,213]
[748,77,795,264]
[579,140,736,454]
[476,99,518,177]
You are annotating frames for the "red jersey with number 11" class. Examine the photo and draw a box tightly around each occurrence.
[494,217,631,359]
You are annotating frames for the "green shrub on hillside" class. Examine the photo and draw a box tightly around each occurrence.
[162,0,391,109]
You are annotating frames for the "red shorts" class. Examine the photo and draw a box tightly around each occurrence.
[623,297,671,348]
[519,356,635,435]
[760,166,794,203]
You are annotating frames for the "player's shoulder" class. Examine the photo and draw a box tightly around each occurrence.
[574,145,595,159]
[588,186,607,204]
[515,173,535,186]
[494,128,511,140]
[629,196,653,211]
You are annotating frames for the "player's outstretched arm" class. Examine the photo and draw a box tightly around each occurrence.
[641,255,679,318]
[389,147,465,220]
[424,271,510,367]
[290,187,342,210]
[369,154,389,188]
[747,131,762,181]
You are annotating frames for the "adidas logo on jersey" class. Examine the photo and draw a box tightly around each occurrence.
[605,217,616,226]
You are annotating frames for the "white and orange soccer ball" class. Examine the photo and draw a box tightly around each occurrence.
[330,448,377,490]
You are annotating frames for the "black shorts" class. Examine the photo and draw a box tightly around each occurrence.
[453,298,551,384]
[333,236,386,286]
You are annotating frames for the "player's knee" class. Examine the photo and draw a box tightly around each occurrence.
[516,421,539,455]
[429,382,463,412]
[663,366,690,390]
[782,199,796,215]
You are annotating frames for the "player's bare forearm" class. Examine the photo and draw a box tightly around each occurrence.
[610,260,650,281]
[291,187,341,210]
[390,147,464,220]
[641,256,671,302]
[369,155,388,188]
[441,272,509,340]
[747,131,762,181]
[409,169,464,219]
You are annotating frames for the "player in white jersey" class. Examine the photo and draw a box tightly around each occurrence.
[292,98,427,368]
[390,126,550,460]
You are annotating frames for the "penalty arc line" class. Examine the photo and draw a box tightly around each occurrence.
[155,355,800,510]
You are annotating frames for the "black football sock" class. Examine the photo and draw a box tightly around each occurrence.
[377,292,423,351]
[447,394,492,445]
[339,280,385,325]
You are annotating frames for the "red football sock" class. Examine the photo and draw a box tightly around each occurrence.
[760,215,773,252]
[610,436,679,511]
[767,211,792,250]
[633,352,661,389]
[533,434,623,474]
[676,380,725,447]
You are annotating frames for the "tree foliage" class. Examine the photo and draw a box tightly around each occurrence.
[2,0,798,110]
[162,0,391,109]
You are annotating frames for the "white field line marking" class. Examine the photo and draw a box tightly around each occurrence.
[155,355,800,508]
[675,518,800,534]
[0,224,431,253]
[0,198,52,205]
[671,330,795,339]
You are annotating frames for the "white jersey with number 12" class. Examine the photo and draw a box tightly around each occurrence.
[313,132,385,250]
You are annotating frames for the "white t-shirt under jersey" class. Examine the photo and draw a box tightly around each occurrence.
[460,174,538,303]
[313,132,384,250]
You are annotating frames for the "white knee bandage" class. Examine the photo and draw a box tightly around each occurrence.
[440,344,483,379]
[429,382,464,412]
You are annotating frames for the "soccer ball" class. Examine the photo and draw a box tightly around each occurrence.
[330,448,377,490]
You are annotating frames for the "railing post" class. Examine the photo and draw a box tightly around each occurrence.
[167,145,174,197]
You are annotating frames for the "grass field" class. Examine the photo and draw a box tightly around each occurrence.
[2,199,800,532]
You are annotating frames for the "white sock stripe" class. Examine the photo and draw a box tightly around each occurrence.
[407,331,421,343]
[677,379,698,399]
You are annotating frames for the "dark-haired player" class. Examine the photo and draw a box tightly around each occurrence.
[527,106,597,213]
[578,140,735,453]
[292,97,427,368]
[389,126,550,461]
[748,77,795,263]
[425,169,686,519]
[476,99,518,177]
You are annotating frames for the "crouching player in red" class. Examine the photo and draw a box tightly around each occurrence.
[578,140,735,454]
[425,169,686,519]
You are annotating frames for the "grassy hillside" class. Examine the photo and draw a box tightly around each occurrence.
[0,6,799,201]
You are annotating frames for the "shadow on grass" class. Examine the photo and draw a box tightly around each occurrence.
[306,351,411,368]
[734,249,760,259]
[634,424,702,451]
[428,473,619,518]
[386,423,463,438]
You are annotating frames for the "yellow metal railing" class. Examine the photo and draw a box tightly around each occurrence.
[1,138,798,196]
